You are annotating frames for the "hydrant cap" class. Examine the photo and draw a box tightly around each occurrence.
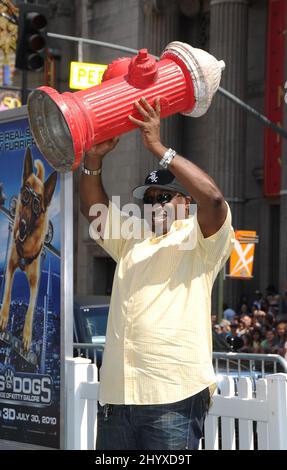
[127,49,158,88]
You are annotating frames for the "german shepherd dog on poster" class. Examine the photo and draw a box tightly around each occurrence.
[0,147,57,351]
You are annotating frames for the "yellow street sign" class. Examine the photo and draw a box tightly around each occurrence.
[69,61,107,90]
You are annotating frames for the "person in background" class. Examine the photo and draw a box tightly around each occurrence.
[226,323,244,351]
[252,306,266,327]
[273,322,287,357]
[223,303,236,322]
[211,313,217,328]
[279,289,287,321]
[260,328,277,354]
[239,303,251,317]
[238,314,253,337]
[238,334,253,353]
[252,290,264,310]
[250,328,263,354]
[219,319,231,338]
[266,285,280,318]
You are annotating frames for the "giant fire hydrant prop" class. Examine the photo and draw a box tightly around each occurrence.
[27,41,225,172]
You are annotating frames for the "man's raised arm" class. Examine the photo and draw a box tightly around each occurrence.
[80,138,119,237]
[129,97,226,238]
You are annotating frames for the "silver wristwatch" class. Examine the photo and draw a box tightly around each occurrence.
[81,162,102,176]
[159,148,177,169]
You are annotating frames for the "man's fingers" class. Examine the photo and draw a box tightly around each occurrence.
[140,96,156,116]
[155,97,161,115]
[128,114,145,127]
[112,136,120,145]
[134,100,150,120]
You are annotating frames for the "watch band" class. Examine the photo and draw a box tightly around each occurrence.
[81,162,102,176]
[159,148,177,169]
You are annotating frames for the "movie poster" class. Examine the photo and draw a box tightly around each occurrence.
[0,116,61,448]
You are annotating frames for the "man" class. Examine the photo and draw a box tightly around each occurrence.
[223,303,236,322]
[80,96,235,450]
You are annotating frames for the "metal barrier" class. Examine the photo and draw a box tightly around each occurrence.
[74,341,287,378]
[74,340,105,364]
[213,352,287,377]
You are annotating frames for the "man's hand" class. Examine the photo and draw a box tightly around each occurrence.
[86,137,120,158]
[84,137,120,169]
[128,97,163,154]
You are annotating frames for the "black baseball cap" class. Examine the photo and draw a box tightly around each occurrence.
[132,169,189,199]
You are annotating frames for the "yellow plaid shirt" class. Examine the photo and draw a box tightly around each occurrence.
[90,201,235,405]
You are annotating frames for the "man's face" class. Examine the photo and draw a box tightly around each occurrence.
[240,315,252,328]
[266,331,274,341]
[142,187,189,235]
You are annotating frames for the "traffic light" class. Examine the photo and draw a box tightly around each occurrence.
[15,3,49,72]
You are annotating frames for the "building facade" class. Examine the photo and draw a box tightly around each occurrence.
[11,0,286,311]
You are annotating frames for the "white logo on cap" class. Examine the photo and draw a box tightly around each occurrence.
[148,171,158,183]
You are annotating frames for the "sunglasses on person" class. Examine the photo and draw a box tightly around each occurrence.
[143,192,176,206]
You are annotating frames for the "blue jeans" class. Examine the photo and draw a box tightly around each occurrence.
[96,387,210,450]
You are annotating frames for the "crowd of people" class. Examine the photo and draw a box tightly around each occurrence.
[213,285,287,360]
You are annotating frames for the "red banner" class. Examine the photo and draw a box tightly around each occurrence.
[264,0,286,197]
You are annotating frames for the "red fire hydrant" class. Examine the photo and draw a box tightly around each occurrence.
[28,41,225,172]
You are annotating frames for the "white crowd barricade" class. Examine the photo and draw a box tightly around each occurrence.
[204,373,287,450]
[66,357,287,450]
[66,357,99,450]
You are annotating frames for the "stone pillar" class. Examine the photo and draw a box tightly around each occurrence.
[75,0,143,295]
[74,0,91,295]
[137,0,181,181]
[279,30,287,294]
[209,0,249,310]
